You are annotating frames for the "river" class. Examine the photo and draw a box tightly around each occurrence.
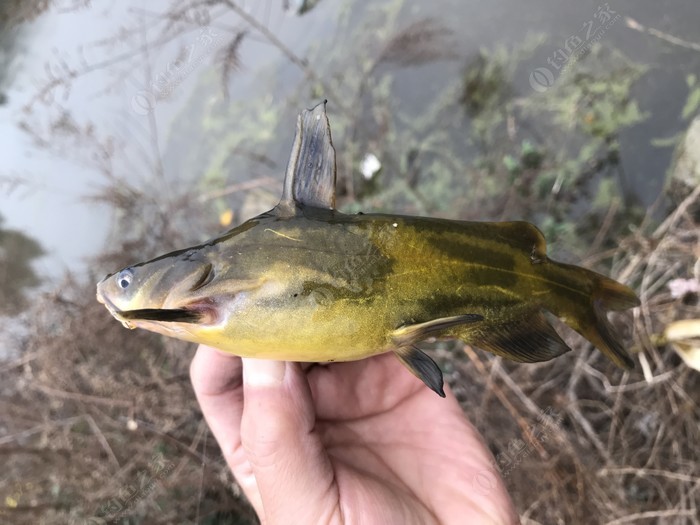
[1,0,699,310]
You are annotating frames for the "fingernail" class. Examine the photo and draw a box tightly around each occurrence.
[242,358,286,387]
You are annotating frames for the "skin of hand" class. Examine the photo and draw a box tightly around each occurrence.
[190,345,520,525]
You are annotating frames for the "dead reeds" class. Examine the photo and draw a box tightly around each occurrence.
[1,190,697,524]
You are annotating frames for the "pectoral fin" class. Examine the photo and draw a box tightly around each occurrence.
[391,314,483,348]
[391,314,482,397]
[394,346,445,397]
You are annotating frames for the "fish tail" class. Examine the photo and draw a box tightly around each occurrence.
[549,265,640,369]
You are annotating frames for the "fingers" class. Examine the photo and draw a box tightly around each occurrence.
[189,346,263,512]
[240,358,338,524]
[190,345,243,397]
[190,346,244,462]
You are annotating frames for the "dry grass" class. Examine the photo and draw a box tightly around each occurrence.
[443,187,700,524]
[1,189,698,524]
[1,272,256,524]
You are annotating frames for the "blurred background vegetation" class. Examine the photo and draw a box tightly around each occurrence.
[1,0,699,523]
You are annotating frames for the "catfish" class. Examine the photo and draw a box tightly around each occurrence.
[97,102,639,396]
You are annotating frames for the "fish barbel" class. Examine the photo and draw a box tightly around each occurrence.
[96,102,639,396]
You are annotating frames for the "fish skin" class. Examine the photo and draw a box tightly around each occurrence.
[96,102,640,393]
[97,207,638,365]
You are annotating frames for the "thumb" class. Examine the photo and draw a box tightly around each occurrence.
[240,359,337,524]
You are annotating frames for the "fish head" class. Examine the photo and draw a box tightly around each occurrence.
[96,101,340,355]
[96,246,223,338]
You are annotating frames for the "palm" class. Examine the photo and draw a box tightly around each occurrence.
[307,354,514,524]
[191,347,517,525]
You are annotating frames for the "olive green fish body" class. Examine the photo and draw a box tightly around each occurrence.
[97,102,639,396]
[192,209,635,367]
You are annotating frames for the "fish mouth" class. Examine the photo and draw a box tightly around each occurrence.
[96,289,121,318]
[96,290,138,329]
[97,288,217,328]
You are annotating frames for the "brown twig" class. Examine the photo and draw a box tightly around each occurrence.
[220,0,349,115]
[625,17,700,53]
[463,346,548,459]
[29,383,133,408]
[197,176,278,202]
[604,509,697,525]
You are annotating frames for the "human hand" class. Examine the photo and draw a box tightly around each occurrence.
[190,345,519,525]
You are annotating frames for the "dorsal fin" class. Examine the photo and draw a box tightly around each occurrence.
[276,100,337,217]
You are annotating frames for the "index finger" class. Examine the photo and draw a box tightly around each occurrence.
[190,346,263,513]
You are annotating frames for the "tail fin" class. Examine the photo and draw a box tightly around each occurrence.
[550,266,640,369]
[595,277,641,312]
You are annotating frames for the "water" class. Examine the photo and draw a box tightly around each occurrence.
[1,0,699,313]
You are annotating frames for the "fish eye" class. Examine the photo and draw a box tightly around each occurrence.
[117,268,134,289]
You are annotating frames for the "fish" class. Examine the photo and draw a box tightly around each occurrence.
[96,101,640,397]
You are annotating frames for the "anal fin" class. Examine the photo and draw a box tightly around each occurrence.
[394,346,445,397]
[472,310,571,363]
